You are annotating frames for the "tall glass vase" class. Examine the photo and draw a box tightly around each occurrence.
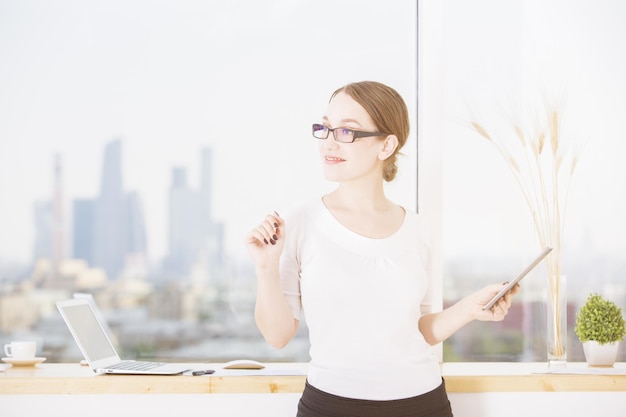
[547,273,567,366]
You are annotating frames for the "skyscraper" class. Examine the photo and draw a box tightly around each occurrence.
[125,191,147,255]
[93,139,126,278]
[33,154,65,267]
[124,190,148,275]
[199,148,213,222]
[72,139,147,278]
[167,167,201,276]
[165,147,224,279]
[53,153,65,263]
[33,200,53,261]
[72,198,96,265]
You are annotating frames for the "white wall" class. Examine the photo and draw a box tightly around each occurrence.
[4,392,625,417]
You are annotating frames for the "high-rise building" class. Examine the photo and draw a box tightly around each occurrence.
[124,190,148,275]
[93,139,126,279]
[72,139,147,279]
[33,200,53,261]
[72,199,96,265]
[165,148,224,279]
[53,154,65,263]
[199,148,213,222]
[167,167,201,276]
[33,154,66,266]
[125,191,147,255]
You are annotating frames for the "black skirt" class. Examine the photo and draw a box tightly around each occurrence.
[296,379,453,417]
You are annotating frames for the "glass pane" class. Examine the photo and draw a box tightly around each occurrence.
[0,1,417,363]
[442,0,626,362]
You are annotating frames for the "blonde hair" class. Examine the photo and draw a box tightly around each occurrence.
[331,81,410,182]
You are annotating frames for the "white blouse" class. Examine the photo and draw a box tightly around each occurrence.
[278,199,442,400]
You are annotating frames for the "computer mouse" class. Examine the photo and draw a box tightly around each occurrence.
[222,359,265,370]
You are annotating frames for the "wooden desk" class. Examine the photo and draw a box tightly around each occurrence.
[2,362,625,395]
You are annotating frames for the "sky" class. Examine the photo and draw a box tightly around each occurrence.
[3,0,624,282]
[441,0,626,265]
[0,0,418,266]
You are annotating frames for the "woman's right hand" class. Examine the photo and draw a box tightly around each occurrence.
[244,211,284,269]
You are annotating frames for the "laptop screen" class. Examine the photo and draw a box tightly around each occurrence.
[60,302,117,362]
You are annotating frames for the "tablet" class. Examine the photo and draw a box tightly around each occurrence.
[482,246,553,311]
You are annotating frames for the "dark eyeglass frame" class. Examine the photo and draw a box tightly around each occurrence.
[311,123,388,143]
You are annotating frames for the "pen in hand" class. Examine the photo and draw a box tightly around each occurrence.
[192,369,215,376]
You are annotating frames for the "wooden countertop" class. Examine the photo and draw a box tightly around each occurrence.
[2,362,625,395]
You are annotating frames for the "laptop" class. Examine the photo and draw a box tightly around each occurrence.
[72,292,118,349]
[56,298,190,375]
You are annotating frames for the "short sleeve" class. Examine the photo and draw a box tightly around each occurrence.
[278,207,304,320]
[415,214,434,316]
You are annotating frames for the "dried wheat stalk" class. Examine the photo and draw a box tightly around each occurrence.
[469,96,579,360]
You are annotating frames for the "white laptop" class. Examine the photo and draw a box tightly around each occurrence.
[72,292,119,349]
[57,298,190,375]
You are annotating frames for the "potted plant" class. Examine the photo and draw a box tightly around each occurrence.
[574,293,626,366]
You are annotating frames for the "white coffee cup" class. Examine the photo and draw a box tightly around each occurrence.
[4,341,37,359]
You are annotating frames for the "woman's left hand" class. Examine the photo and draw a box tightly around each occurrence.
[418,281,521,345]
[469,282,521,322]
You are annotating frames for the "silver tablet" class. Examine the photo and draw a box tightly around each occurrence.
[482,246,553,310]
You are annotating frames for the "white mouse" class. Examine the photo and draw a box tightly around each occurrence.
[222,359,265,370]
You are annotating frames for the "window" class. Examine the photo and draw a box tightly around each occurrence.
[440,0,626,362]
[0,1,418,362]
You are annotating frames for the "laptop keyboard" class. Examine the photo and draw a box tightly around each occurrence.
[108,360,165,371]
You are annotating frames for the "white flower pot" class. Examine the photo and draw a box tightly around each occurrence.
[582,341,620,366]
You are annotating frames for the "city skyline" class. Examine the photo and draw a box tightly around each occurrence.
[27,138,227,281]
[1,0,625,368]
[0,1,418,266]
[3,0,624,277]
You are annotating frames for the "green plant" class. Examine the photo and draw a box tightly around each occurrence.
[574,293,626,344]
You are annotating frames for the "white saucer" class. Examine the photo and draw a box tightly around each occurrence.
[1,357,47,366]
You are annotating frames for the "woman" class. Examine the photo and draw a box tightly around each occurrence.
[244,81,519,417]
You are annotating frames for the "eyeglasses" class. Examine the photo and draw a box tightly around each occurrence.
[311,123,388,143]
